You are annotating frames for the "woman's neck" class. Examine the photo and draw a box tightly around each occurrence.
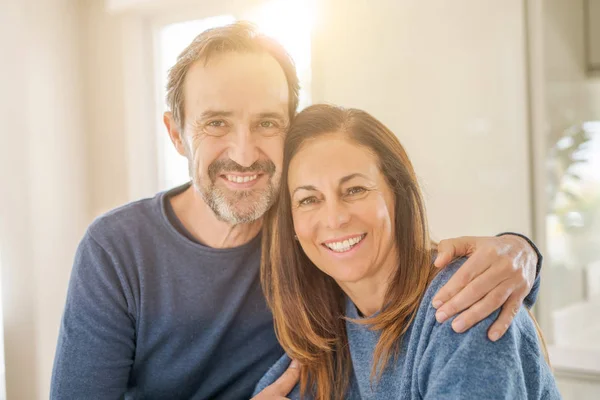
[337,252,399,317]
[339,278,389,317]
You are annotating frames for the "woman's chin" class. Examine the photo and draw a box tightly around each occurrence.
[322,263,369,285]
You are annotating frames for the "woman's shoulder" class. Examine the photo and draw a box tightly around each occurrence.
[417,256,469,310]
[412,258,559,399]
[419,256,538,345]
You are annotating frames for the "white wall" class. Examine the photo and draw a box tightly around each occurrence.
[0,0,88,398]
[84,0,130,216]
[0,3,36,398]
[312,0,532,240]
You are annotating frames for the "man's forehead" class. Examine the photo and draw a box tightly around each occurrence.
[184,52,290,117]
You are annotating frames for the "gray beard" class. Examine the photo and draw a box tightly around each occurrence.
[197,179,276,225]
[186,151,278,225]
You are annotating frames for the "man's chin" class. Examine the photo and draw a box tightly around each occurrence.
[215,208,263,224]
[212,197,272,223]
[228,203,267,218]
[198,183,275,224]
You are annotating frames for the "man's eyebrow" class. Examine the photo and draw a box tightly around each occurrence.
[256,112,287,121]
[198,110,234,120]
[292,185,317,196]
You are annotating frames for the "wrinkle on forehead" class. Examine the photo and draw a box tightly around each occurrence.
[183,52,289,122]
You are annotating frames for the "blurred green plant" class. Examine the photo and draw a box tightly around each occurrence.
[548,123,595,232]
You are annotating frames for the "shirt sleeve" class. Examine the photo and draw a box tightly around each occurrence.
[418,308,560,400]
[50,231,136,399]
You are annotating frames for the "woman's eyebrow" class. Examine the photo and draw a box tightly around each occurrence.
[292,185,317,196]
[292,173,373,195]
[339,173,371,185]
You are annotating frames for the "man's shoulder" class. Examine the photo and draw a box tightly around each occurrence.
[87,193,163,248]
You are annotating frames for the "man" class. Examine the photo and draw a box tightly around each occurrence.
[51,22,542,399]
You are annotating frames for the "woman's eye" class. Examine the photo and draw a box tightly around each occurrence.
[299,197,318,206]
[347,186,366,196]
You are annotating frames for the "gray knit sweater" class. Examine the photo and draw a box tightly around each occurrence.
[254,258,561,399]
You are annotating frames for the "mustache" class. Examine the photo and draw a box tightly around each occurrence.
[208,159,276,182]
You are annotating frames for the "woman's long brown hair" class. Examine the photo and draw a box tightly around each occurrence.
[261,104,548,399]
[261,104,438,399]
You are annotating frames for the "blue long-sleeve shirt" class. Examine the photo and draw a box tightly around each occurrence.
[51,184,284,399]
[254,258,560,399]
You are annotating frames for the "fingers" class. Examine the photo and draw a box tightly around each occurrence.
[448,279,515,334]
[487,290,526,342]
[258,360,300,398]
[432,249,491,311]
[434,260,506,325]
[433,237,477,268]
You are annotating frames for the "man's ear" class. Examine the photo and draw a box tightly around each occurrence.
[164,112,187,156]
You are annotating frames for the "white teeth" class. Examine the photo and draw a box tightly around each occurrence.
[324,235,365,253]
[226,174,258,183]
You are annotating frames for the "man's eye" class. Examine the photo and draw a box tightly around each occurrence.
[299,197,318,206]
[259,121,276,128]
[207,120,226,127]
[347,186,366,196]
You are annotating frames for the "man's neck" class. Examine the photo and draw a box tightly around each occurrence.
[169,185,263,249]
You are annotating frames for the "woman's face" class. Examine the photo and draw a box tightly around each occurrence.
[288,132,398,285]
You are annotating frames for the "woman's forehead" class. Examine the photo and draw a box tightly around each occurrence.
[288,135,382,188]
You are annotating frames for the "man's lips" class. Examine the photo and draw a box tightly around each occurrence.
[218,172,267,189]
[220,173,262,184]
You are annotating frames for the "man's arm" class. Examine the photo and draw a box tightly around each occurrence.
[51,231,135,399]
[430,234,542,341]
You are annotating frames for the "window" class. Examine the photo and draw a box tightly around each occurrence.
[538,2,600,380]
[545,120,600,368]
[154,0,314,191]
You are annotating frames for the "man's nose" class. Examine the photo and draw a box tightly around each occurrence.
[228,127,260,168]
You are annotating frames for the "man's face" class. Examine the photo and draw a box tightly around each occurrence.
[166,52,290,224]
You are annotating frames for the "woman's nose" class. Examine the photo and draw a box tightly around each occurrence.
[325,198,350,229]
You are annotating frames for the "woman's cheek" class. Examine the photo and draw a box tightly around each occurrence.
[292,210,314,242]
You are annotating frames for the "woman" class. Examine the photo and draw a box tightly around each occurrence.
[254,105,560,399]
